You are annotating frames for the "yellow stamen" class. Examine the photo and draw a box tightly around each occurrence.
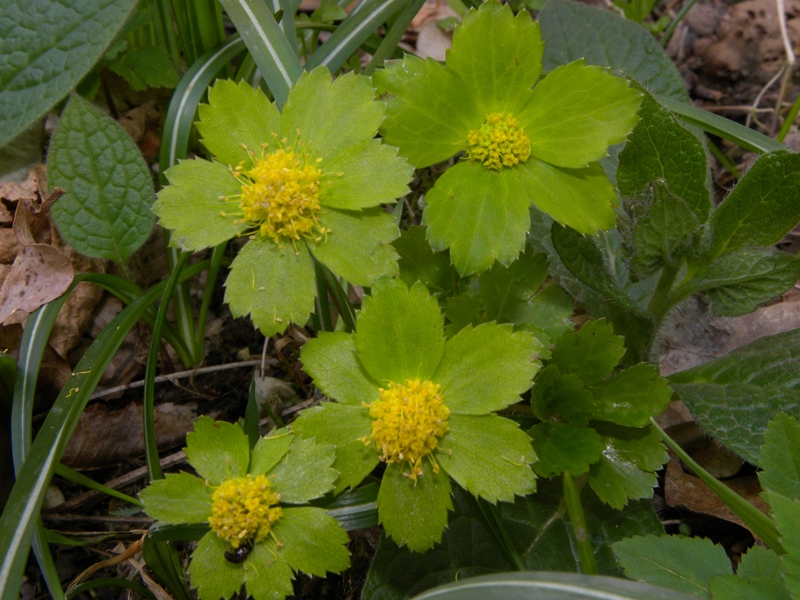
[208,474,282,548]
[467,113,531,170]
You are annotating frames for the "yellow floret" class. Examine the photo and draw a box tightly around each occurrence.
[467,113,531,170]
[208,474,283,547]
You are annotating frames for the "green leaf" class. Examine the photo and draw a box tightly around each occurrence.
[709,575,792,600]
[521,60,641,169]
[738,545,785,578]
[242,539,295,600]
[437,414,536,503]
[434,324,540,414]
[224,239,316,337]
[478,247,548,322]
[250,429,294,476]
[188,533,249,600]
[196,79,281,168]
[299,332,379,406]
[154,158,246,251]
[355,279,446,384]
[269,437,337,503]
[759,413,800,500]
[550,320,625,386]
[529,423,603,477]
[0,0,139,148]
[521,285,575,343]
[375,55,478,168]
[590,364,673,427]
[394,226,459,296]
[708,150,800,259]
[291,403,379,494]
[613,534,731,596]
[588,425,667,508]
[107,46,179,91]
[768,493,800,596]
[539,0,689,101]
[185,417,251,485]
[447,2,542,116]
[139,473,212,524]
[378,462,453,552]
[273,507,350,576]
[530,365,596,426]
[48,94,154,264]
[444,293,485,337]
[423,162,531,275]
[309,206,399,285]
[668,329,800,466]
[282,68,383,160]
[520,160,616,235]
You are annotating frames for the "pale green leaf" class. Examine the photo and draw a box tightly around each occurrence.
[269,437,337,503]
[520,160,616,235]
[188,532,248,600]
[434,323,540,414]
[197,79,281,168]
[378,462,453,552]
[767,493,800,597]
[282,68,383,160]
[521,60,641,169]
[447,2,542,115]
[529,423,603,477]
[437,414,536,503]
[107,46,179,91]
[242,539,295,600]
[321,139,413,210]
[48,94,154,264]
[709,575,792,600]
[613,534,731,596]
[273,507,350,576]
[394,226,459,296]
[550,319,625,386]
[224,239,316,337]
[478,247,549,322]
[154,158,245,251]
[250,428,294,476]
[354,279,446,384]
[759,413,800,501]
[375,55,478,168]
[300,332,379,406]
[423,162,531,275]
[590,364,673,427]
[530,365,596,426]
[309,206,399,285]
[139,472,212,524]
[185,417,250,485]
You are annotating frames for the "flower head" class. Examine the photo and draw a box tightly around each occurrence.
[153,67,413,336]
[293,278,545,551]
[374,1,642,275]
[140,418,350,600]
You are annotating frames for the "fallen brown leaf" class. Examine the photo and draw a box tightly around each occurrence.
[0,244,74,323]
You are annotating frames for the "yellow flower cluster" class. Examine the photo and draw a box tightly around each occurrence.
[467,113,531,170]
[362,379,450,481]
[208,474,283,547]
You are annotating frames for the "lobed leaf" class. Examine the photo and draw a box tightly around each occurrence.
[550,319,625,386]
[139,473,212,525]
[394,226,459,296]
[758,413,800,501]
[273,507,350,577]
[269,437,337,504]
[529,423,603,477]
[185,417,250,485]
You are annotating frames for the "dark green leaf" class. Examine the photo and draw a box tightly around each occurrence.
[394,226,459,296]
[107,46,179,91]
[550,320,625,386]
[590,364,673,427]
[709,575,792,600]
[529,423,603,477]
[478,247,548,322]
[530,365,596,426]
[766,493,800,597]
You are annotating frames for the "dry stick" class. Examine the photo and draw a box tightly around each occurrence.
[747,66,786,129]
[771,0,797,134]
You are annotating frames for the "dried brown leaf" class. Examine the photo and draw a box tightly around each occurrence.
[0,244,73,323]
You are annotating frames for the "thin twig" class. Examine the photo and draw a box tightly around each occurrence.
[746,65,785,128]
[772,0,797,134]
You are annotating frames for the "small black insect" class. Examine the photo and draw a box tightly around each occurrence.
[224,542,253,564]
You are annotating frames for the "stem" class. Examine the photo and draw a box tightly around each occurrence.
[646,261,680,324]
[194,241,227,363]
[563,474,597,575]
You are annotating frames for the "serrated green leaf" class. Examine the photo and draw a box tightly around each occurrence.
[242,539,295,600]
[48,94,154,264]
[613,534,731,596]
[550,320,625,386]
[273,507,350,576]
[139,473,212,524]
[299,332,379,406]
[521,60,641,169]
[434,324,540,414]
[250,429,294,476]
[0,0,138,148]
[759,413,800,501]
[444,293,485,337]
[423,162,531,275]
[539,0,689,101]
[669,329,800,466]
[767,493,800,596]
[590,364,673,427]
[309,206,399,285]
[224,239,316,337]
[107,46,179,91]
[291,403,378,494]
[269,437,337,503]
[437,414,536,503]
[709,575,792,600]
[375,55,479,168]
[447,2,541,116]
[196,79,281,168]
[520,285,575,342]
[154,158,246,251]
[478,247,549,322]
[737,545,785,578]
[395,226,459,296]
[521,160,617,236]
[282,68,383,160]
[188,532,249,600]
[530,365,596,426]
[185,417,250,485]
[529,423,603,477]
[355,279,446,384]
[708,150,800,259]
[378,462,453,552]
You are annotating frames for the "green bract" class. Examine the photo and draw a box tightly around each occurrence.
[374,1,642,275]
[153,67,413,336]
[292,278,544,552]
[139,418,350,600]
